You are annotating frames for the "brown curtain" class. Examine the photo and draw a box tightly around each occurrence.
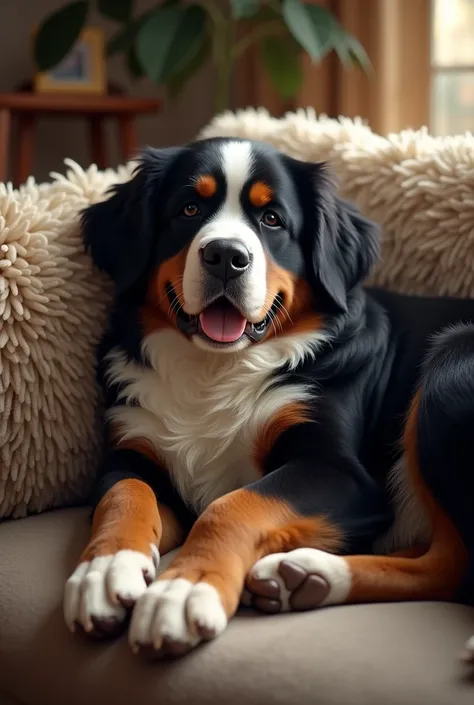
[235,0,431,135]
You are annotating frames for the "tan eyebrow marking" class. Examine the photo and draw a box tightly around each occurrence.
[195,174,217,198]
[249,181,273,208]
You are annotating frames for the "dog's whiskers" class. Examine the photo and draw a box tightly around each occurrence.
[267,311,278,338]
[263,291,290,332]
[168,298,182,318]
[273,311,284,333]
[265,301,282,337]
[167,287,184,318]
[156,277,185,307]
[277,301,293,325]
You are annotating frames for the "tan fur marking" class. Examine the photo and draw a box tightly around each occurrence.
[142,246,190,334]
[80,479,161,561]
[156,489,343,615]
[80,478,184,562]
[346,391,468,603]
[158,503,187,555]
[141,305,172,337]
[259,258,323,340]
[254,401,312,470]
[105,434,185,555]
[195,174,217,198]
[249,181,273,208]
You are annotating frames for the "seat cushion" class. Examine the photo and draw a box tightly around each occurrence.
[0,509,473,705]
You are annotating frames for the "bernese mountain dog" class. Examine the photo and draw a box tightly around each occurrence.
[64,137,474,661]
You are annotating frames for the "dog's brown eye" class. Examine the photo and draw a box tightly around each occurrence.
[262,211,281,228]
[183,203,200,217]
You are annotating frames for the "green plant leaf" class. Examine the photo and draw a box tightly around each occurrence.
[281,0,332,61]
[230,0,260,19]
[261,35,302,99]
[167,36,211,100]
[161,5,208,80]
[98,0,133,23]
[348,37,371,72]
[136,4,184,83]
[107,12,151,55]
[333,31,371,72]
[34,1,88,71]
[305,4,338,53]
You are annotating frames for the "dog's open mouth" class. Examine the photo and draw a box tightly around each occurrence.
[166,285,281,346]
[199,298,249,343]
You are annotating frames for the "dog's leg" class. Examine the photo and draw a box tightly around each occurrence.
[249,326,474,657]
[128,391,393,658]
[64,447,190,638]
[128,487,349,656]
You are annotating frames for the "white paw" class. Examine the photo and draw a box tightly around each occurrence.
[248,548,351,612]
[64,546,159,634]
[129,578,228,655]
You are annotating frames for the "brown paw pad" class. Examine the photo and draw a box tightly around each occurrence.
[245,575,283,614]
[246,559,331,614]
[289,573,330,610]
[246,576,280,599]
[278,560,308,590]
[252,596,282,614]
[277,560,330,609]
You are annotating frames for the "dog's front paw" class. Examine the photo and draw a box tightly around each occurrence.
[129,577,228,658]
[246,548,351,613]
[64,546,159,638]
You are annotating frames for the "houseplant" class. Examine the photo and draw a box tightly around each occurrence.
[34,0,369,113]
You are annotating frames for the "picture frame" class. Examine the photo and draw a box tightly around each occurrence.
[34,27,106,95]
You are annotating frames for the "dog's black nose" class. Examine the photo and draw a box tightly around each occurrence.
[201,239,251,281]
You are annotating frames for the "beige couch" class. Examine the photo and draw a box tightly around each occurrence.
[1,110,474,703]
[1,509,473,705]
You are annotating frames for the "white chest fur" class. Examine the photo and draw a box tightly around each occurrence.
[106,329,323,513]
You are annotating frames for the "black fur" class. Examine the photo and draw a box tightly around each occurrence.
[82,146,184,296]
[282,155,380,313]
[417,324,474,599]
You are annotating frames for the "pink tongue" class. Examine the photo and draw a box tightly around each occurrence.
[199,302,247,343]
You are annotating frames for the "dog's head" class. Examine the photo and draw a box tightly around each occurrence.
[83,138,379,353]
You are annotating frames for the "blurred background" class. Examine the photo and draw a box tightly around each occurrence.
[0,0,473,182]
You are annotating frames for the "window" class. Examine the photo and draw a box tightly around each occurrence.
[431,0,474,135]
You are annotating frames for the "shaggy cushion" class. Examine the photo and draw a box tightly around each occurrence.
[0,161,132,518]
[2,109,474,518]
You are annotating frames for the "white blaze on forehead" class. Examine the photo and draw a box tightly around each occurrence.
[219,140,255,210]
[183,140,268,320]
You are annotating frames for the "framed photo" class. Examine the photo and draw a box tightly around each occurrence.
[34,27,106,95]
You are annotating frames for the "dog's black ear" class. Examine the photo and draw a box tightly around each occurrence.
[310,164,380,313]
[82,146,182,295]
